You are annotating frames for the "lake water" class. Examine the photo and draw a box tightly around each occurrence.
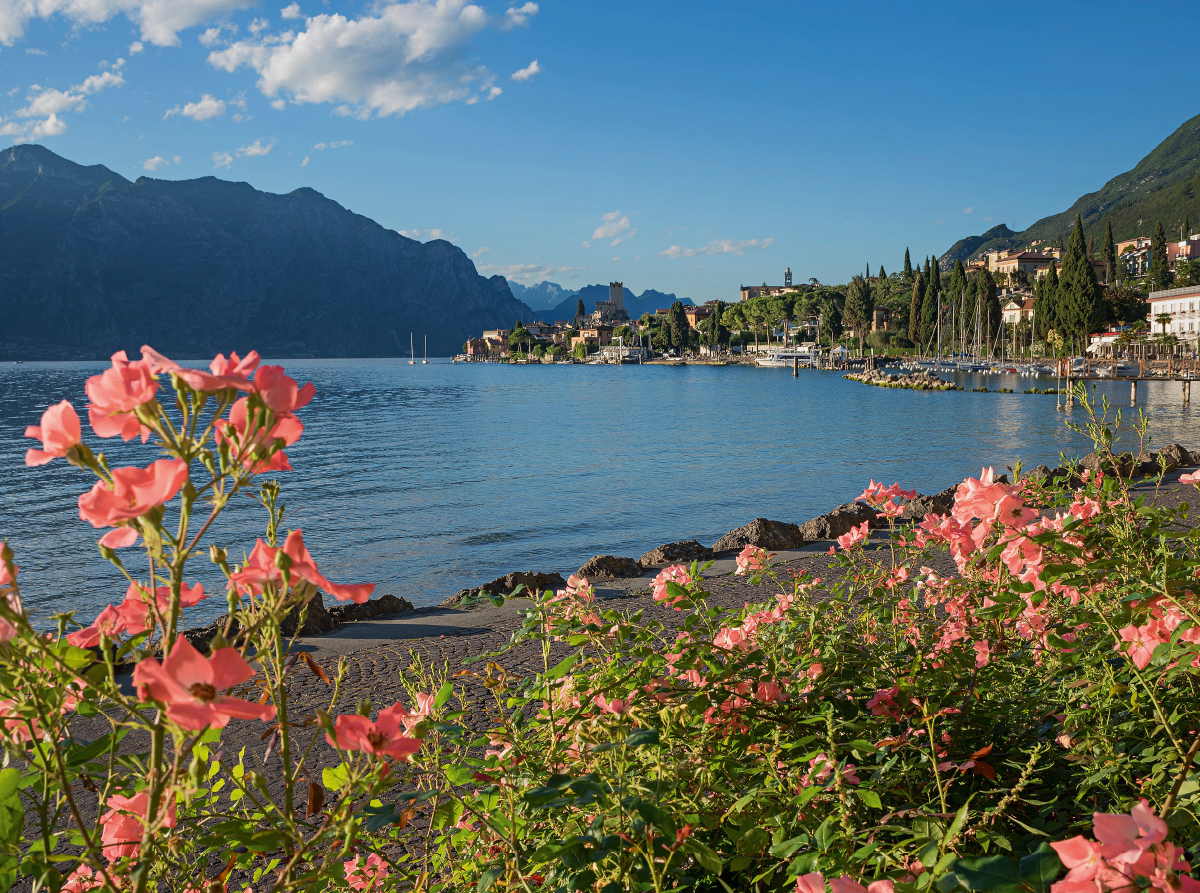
[1,359,1195,629]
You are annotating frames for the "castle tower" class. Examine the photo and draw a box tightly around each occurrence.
[784,267,792,287]
[609,281,624,312]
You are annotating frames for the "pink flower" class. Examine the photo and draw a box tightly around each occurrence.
[755,680,785,702]
[141,346,259,392]
[830,877,894,893]
[215,396,305,473]
[593,693,630,714]
[77,459,188,529]
[837,520,870,551]
[1179,471,1200,484]
[111,581,207,636]
[1118,621,1167,670]
[253,365,315,414]
[795,872,826,893]
[0,698,42,743]
[326,702,422,761]
[1094,799,1166,865]
[343,854,389,892]
[735,544,774,575]
[803,753,859,786]
[67,604,129,647]
[132,637,276,730]
[973,640,991,668]
[229,530,375,604]
[100,791,176,862]
[652,564,693,608]
[86,351,158,441]
[24,400,82,466]
[61,865,105,892]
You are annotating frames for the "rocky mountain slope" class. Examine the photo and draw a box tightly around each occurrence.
[0,144,536,359]
[940,112,1200,267]
[540,285,694,323]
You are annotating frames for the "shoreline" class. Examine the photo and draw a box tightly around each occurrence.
[271,451,1200,663]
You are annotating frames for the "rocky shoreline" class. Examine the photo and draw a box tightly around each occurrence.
[173,443,1200,652]
[844,370,957,390]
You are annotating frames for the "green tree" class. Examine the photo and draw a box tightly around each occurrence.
[1105,284,1149,328]
[902,248,913,282]
[878,265,886,280]
[1059,215,1104,349]
[919,271,938,347]
[843,276,873,346]
[1150,220,1173,291]
[1184,215,1192,240]
[979,269,1001,346]
[665,301,691,351]
[1102,220,1118,285]
[908,272,924,343]
[575,299,587,325]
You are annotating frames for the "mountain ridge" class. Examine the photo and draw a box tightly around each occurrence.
[940,112,1200,267]
[0,144,538,359]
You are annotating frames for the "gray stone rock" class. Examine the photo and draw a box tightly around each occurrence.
[713,518,805,552]
[281,589,335,636]
[900,485,958,521]
[638,540,713,567]
[327,593,415,624]
[442,571,567,606]
[577,555,644,579]
[797,503,878,541]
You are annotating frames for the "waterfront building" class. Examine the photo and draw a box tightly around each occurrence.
[684,306,713,328]
[465,338,489,358]
[739,268,797,302]
[592,282,630,323]
[1147,285,1200,348]
[870,307,892,332]
[572,325,614,350]
[1001,298,1034,326]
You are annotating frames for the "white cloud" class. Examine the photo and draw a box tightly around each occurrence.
[280,3,302,19]
[659,237,775,258]
[300,154,309,166]
[963,207,974,214]
[312,139,352,149]
[173,155,180,162]
[238,137,276,156]
[25,47,46,54]
[477,262,587,283]
[0,0,259,48]
[164,93,226,120]
[511,59,539,81]
[129,40,143,53]
[249,16,269,34]
[502,2,538,28]
[207,0,508,118]
[982,216,995,222]
[397,227,444,240]
[212,151,233,168]
[472,246,491,258]
[143,155,167,170]
[9,58,125,138]
[584,211,636,248]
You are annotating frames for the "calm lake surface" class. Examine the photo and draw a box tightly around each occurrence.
[1,359,1195,628]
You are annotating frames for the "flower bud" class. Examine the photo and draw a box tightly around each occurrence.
[274,550,292,572]
[210,545,226,565]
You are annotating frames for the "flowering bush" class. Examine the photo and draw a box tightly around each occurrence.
[1,363,1198,893]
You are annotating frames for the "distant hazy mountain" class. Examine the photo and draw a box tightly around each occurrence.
[0,144,537,359]
[537,285,695,323]
[940,112,1200,267]
[507,280,580,311]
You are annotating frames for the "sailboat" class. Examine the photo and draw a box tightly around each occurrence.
[423,335,429,364]
[409,333,415,365]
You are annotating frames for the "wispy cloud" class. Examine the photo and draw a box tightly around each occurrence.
[584,211,636,248]
[2,58,125,140]
[472,246,491,258]
[25,47,46,55]
[397,228,445,240]
[659,237,774,258]
[511,59,540,81]
[502,3,539,28]
[238,137,276,156]
[212,151,233,168]
[312,140,353,149]
[165,93,226,121]
[281,3,303,20]
[477,262,587,283]
[962,207,975,214]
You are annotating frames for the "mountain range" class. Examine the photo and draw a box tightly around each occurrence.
[515,282,694,323]
[940,112,1200,267]
[0,144,542,359]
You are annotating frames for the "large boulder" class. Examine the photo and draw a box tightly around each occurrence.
[442,570,567,606]
[327,593,415,624]
[281,589,335,636]
[577,555,644,579]
[900,485,957,521]
[714,518,805,552]
[638,540,713,567]
[797,503,878,541]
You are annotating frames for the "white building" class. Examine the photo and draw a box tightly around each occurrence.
[1147,285,1200,349]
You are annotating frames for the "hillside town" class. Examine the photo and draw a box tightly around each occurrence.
[461,224,1200,363]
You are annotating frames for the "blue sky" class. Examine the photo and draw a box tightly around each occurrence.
[3,0,1200,305]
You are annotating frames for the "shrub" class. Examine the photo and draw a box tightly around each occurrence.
[2,369,1198,893]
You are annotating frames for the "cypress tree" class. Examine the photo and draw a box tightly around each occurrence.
[1043,261,1060,338]
[964,277,979,351]
[1033,274,1048,341]
[902,248,913,282]
[920,271,938,347]
[1150,221,1172,291]
[929,257,941,303]
[1184,215,1192,239]
[879,265,886,280]
[1087,233,1095,261]
[1059,216,1102,349]
[844,276,872,343]
[908,272,924,343]
[1102,220,1118,285]
[575,299,587,324]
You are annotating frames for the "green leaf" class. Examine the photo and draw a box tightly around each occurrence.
[0,768,20,804]
[686,838,723,875]
[953,855,1025,893]
[433,681,454,709]
[321,764,349,792]
[477,867,503,892]
[1019,843,1063,893]
[855,788,882,809]
[624,728,660,748]
[942,798,972,848]
[445,765,477,786]
[545,652,579,681]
